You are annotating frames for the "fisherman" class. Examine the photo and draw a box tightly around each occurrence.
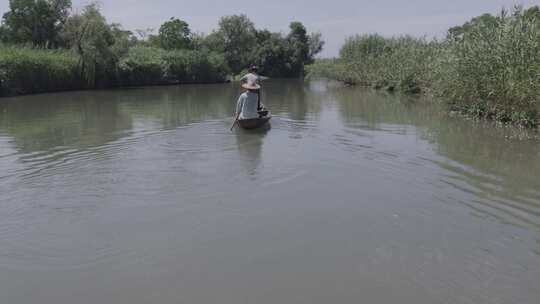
[235,82,263,120]
[240,65,263,110]
[240,65,262,88]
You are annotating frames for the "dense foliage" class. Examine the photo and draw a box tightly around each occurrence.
[1,0,72,48]
[61,4,119,88]
[0,45,81,95]
[308,6,540,127]
[117,46,168,86]
[158,18,192,50]
[198,15,324,76]
[310,34,437,93]
[0,2,324,96]
[211,15,257,75]
[438,7,540,127]
[117,46,229,86]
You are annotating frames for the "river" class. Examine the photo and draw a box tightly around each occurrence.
[0,80,539,304]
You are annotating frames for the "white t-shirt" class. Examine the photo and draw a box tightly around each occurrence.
[236,91,260,119]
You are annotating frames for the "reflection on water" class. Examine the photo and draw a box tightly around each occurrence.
[0,92,133,152]
[235,126,270,177]
[334,86,540,229]
[0,80,539,304]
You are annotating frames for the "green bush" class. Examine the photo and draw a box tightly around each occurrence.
[192,51,229,83]
[306,59,358,85]
[165,50,228,83]
[118,46,168,86]
[0,45,82,96]
[435,7,540,127]
[118,47,228,86]
[308,6,540,127]
[339,34,389,61]
[308,36,439,93]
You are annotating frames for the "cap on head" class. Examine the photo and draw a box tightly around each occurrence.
[248,65,258,72]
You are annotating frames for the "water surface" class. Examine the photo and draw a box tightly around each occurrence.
[1,80,539,304]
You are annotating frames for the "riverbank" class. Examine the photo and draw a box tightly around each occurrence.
[0,2,322,98]
[307,6,540,128]
[0,45,230,97]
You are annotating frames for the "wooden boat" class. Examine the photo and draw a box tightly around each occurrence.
[238,112,271,129]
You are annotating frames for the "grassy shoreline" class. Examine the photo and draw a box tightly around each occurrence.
[1,2,322,98]
[307,6,540,128]
[0,45,231,97]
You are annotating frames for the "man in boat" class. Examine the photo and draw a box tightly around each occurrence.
[240,65,262,88]
[240,65,263,111]
[235,82,264,120]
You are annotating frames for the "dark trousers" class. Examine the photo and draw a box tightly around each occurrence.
[256,89,261,110]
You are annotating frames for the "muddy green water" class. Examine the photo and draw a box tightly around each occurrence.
[0,80,539,304]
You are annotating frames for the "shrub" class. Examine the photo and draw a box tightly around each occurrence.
[308,36,439,93]
[164,50,229,83]
[118,47,229,86]
[434,7,540,127]
[118,46,168,86]
[307,5,540,127]
[0,45,82,96]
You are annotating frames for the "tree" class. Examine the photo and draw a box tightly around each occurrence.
[252,30,293,77]
[1,0,72,47]
[200,31,224,52]
[0,25,8,43]
[286,21,310,76]
[249,26,324,78]
[523,5,540,21]
[110,23,136,60]
[158,17,191,50]
[286,23,324,66]
[61,3,115,88]
[308,32,324,62]
[447,13,500,41]
[216,14,257,74]
[189,32,207,50]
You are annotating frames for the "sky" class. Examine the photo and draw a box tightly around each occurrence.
[0,0,538,57]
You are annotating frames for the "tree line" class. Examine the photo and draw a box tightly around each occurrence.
[308,5,540,127]
[0,0,324,96]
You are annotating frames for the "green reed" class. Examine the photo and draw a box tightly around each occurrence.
[436,8,540,127]
[308,6,540,127]
[118,46,229,86]
[0,45,82,96]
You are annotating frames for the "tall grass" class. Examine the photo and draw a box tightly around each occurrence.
[165,50,229,83]
[0,45,82,96]
[436,8,540,126]
[118,47,168,86]
[0,45,230,96]
[308,35,439,93]
[118,46,229,86]
[307,6,540,127]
